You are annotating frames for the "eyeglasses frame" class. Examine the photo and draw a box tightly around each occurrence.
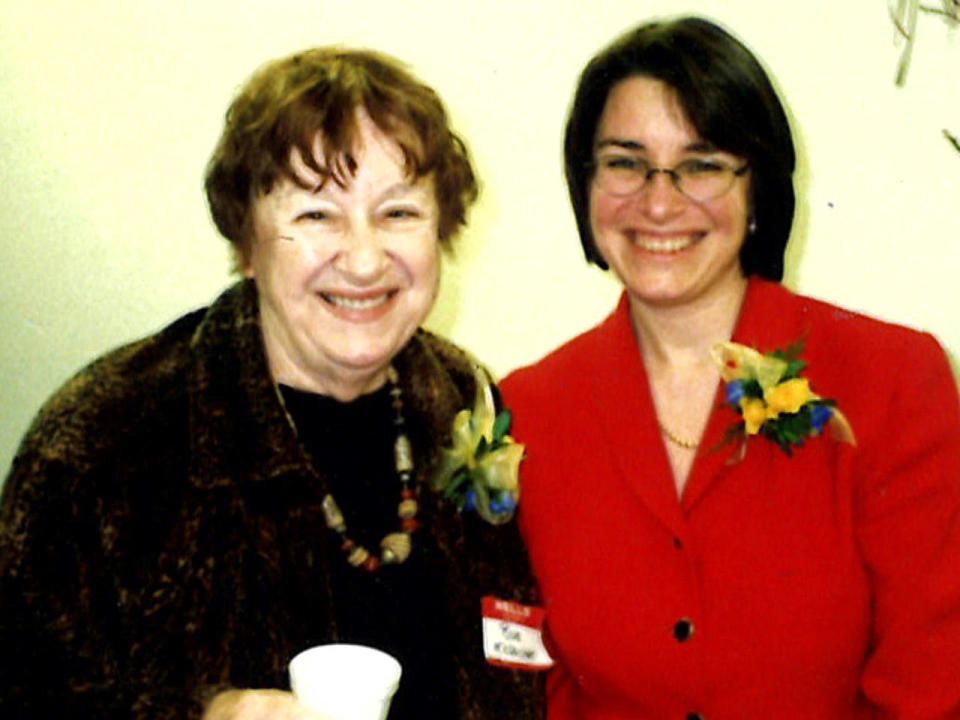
[589,155,750,202]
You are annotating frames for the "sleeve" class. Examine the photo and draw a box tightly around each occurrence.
[855,332,960,717]
[0,449,125,718]
[0,444,214,720]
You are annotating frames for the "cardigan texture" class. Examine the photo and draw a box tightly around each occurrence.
[0,280,543,720]
[502,278,960,720]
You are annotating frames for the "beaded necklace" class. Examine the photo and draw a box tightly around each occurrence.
[319,366,420,572]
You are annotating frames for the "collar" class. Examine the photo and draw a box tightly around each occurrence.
[185,279,310,489]
[585,277,796,529]
[183,280,472,493]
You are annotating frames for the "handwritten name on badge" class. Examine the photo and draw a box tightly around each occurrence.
[481,596,554,670]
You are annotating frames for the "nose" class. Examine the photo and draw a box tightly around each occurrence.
[335,224,388,282]
[638,170,688,221]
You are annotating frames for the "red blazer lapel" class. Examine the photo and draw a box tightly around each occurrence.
[680,278,810,512]
[577,280,807,527]
[587,294,688,537]
[678,384,741,513]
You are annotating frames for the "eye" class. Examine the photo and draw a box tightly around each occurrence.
[678,158,727,175]
[382,205,422,220]
[598,154,647,172]
[295,209,330,222]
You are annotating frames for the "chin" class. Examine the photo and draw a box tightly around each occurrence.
[332,335,406,372]
[333,349,393,373]
[323,314,424,376]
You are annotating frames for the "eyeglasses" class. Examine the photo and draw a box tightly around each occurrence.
[591,153,749,202]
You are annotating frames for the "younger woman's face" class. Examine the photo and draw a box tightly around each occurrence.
[589,75,751,311]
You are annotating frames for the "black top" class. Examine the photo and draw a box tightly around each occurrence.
[280,384,459,720]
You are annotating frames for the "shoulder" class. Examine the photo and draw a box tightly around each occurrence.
[745,279,957,446]
[4,277,263,491]
[394,330,488,462]
[748,280,950,383]
[402,327,542,419]
[2,282,264,547]
[10,282,258,475]
[409,328,479,398]
[12,309,205,473]
[0,304,210,561]
[503,307,618,387]
[749,278,929,341]
[505,329,601,389]
[501,301,625,411]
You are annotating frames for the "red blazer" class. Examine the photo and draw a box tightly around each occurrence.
[502,278,960,720]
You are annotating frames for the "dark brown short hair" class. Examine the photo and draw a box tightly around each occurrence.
[564,17,796,281]
[205,48,478,260]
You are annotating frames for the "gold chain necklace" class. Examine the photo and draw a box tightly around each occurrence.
[658,422,700,450]
[319,366,420,572]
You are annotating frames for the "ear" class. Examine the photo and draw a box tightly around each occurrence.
[745,181,757,236]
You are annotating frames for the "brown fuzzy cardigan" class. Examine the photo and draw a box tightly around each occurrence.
[0,281,544,720]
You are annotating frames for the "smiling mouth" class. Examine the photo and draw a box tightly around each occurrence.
[627,231,705,253]
[320,290,396,310]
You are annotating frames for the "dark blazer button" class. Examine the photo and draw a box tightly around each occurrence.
[686,713,705,720]
[673,618,694,642]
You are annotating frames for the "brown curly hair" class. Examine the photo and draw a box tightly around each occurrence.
[205,47,478,263]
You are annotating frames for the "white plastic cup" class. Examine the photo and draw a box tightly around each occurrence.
[289,644,402,720]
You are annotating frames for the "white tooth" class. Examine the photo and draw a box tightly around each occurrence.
[326,293,390,309]
[635,235,694,252]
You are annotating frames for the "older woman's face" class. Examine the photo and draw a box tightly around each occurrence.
[589,75,750,310]
[245,110,440,399]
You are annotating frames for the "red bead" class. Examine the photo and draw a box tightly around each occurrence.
[400,487,416,500]
[401,517,420,533]
[341,538,355,552]
[363,555,381,572]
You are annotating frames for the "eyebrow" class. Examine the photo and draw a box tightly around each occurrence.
[594,138,719,153]
[303,179,420,200]
[378,182,422,201]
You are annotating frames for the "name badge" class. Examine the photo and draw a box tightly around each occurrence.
[481,595,554,670]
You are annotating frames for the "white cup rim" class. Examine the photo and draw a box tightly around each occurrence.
[289,643,402,698]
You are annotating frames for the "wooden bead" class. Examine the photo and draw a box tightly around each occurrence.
[401,517,420,533]
[394,434,414,472]
[380,532,412,564]
[321,495,345,531]
[398,499,418,519]
[347,546,370,567]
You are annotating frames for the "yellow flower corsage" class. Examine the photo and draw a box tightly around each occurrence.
[430,365,524,524]
[712,339,855,455]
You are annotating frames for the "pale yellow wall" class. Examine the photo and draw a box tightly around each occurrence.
[2,0,958,478]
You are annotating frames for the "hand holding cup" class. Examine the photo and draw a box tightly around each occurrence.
[203,688,327,720]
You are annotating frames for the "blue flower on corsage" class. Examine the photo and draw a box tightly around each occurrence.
[430,366,524,524]
[712,339,856,457]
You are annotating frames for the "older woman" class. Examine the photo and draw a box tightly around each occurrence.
[0,49,542,720]
[502,17,960,720]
